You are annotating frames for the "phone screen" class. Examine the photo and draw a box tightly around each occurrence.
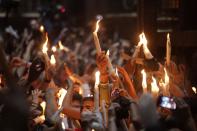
[160,96,176,110]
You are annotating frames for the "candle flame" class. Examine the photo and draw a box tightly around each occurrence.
[139,32,148,46]
[79,87,83,95]
[50,54,56,65]
[94,19,102,33]
[40,101,46,115]
[141,69,147,92]
[140,32,153,59]
[58,88,67,109]
[95,71,100,86]
[151,76,159,93]
[58,41,69,52]
[167,33,170,40]
[40,25,44,32]
[52,46,57,52]
[42,35,48,54]
[106,50,110,56]
[192,87,196,94]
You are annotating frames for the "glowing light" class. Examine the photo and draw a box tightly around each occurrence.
[40,25,44,32]
[79,87,83,95]
[42,35,48,54]
[141,69,147,93]
[151,76,159,93]
[140,32,153,59]
[61,121,66,130]
[192,87,196,94]
[164,68,169,86]
[95,71,100,86]
[52,46,57,52]
[166,33,171,66]
[115,67,119,77]
[58,41,69,52]
[40,101,46,115]
[58,88,67,109]
[94,19,102,33]
[50,54,56,65]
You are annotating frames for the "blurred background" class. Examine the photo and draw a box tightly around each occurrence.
[0,0,197,84]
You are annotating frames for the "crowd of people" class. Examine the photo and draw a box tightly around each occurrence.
[0,18,196,131]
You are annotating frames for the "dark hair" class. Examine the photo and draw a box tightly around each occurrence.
[82,97,94,102]
[72,92,82,104]
[112,96,131,119]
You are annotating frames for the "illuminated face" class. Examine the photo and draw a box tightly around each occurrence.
[82,100,94,112]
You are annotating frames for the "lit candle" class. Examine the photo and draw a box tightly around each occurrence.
[94,71,100,112]
[192,87,196,94]
[93,18,102,54]
[141,32,153,59]
[106,50,115,76]
[141,69,147,93]
[166,33,171,66]
[151,76,159,99]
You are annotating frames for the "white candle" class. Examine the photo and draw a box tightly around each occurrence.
[94,71,100,112]
[141,69,147,93]
[93,19,102,54]
[166,33,171,66]
[164,68,170,96]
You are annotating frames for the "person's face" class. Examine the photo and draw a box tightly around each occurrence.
[72,100,81,109]
[82,100,94,112]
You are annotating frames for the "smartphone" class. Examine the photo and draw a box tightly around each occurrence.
[158,96,176,110]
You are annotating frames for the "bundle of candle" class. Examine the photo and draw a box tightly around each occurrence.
[0,18,196,131]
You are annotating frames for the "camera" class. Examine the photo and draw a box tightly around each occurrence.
[157,96,176,110]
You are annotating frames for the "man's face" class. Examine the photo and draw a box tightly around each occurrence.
[71,100,81,109]
[82,100,94,112]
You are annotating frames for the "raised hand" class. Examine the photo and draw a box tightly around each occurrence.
[32,89,42,104]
